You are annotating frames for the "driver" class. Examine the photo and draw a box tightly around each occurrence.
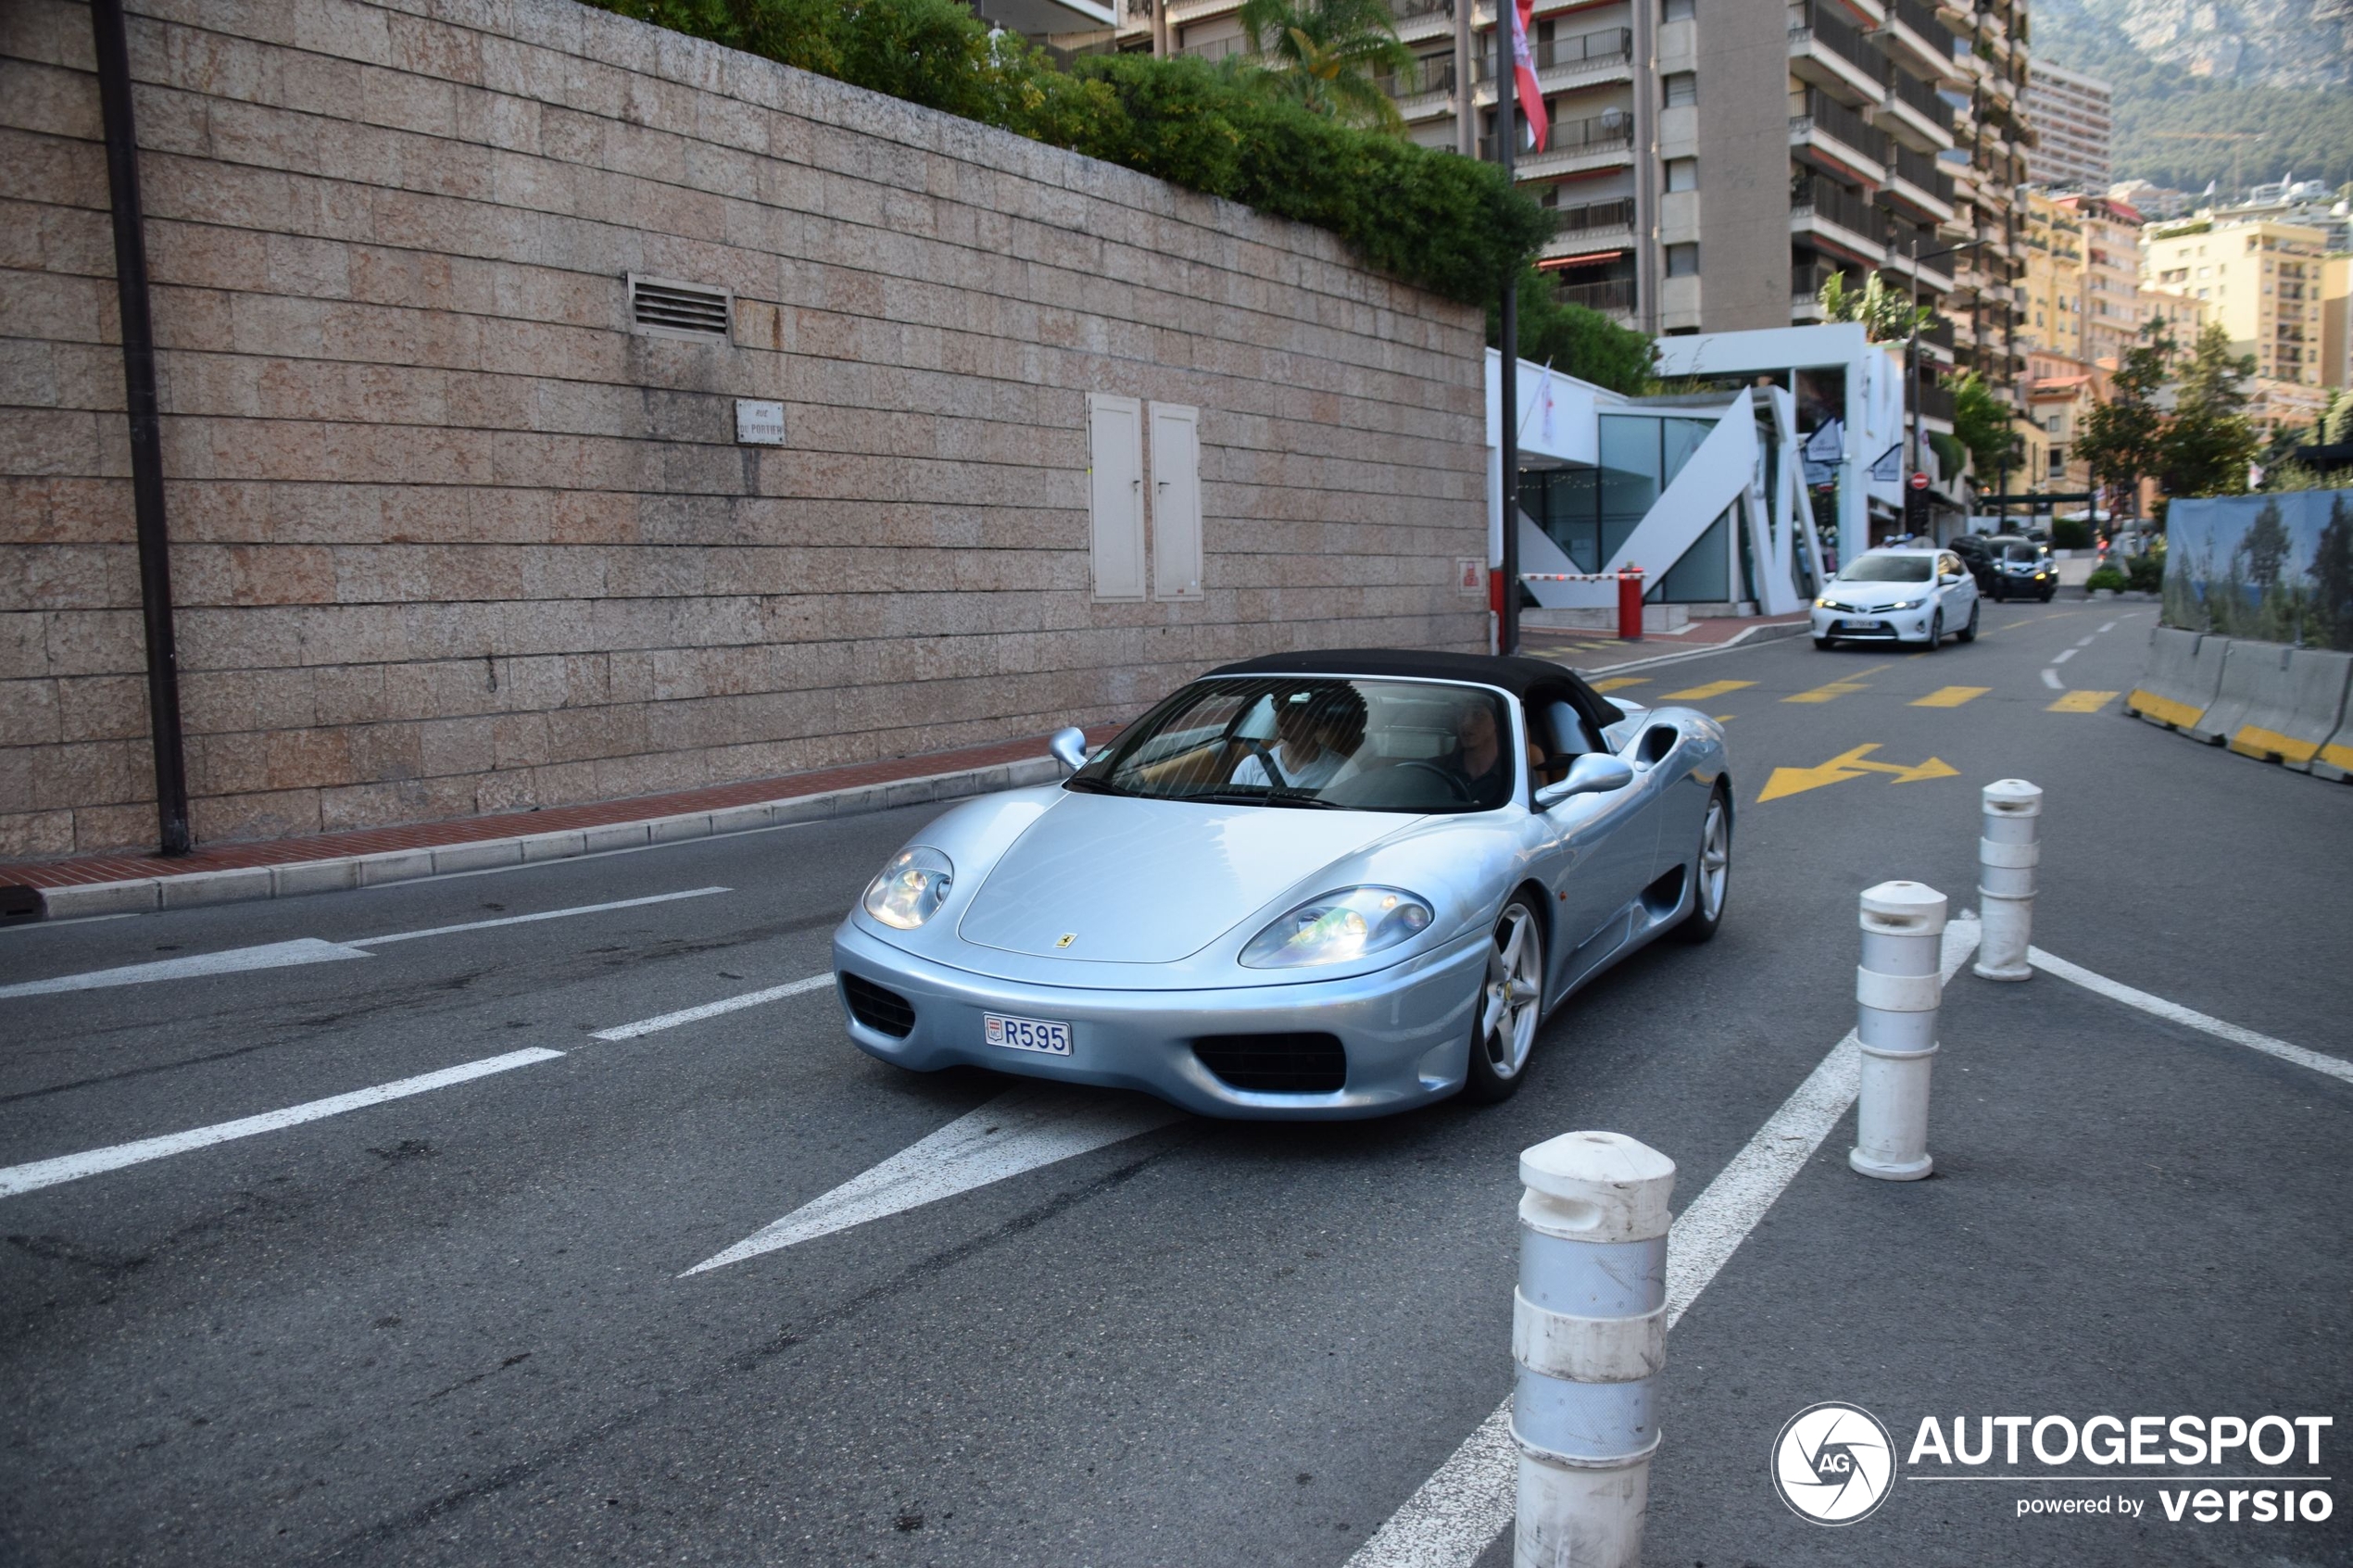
[1232,685,1366,792]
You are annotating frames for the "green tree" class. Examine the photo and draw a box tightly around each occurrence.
[1236,0,1415,132]
[2322,388,2352,446]
[1950,370,2018,483]
[1817,270,1933,343]
[2160,323,2260,499]
[1491,267,1655,397]
[2073,319,2173,520]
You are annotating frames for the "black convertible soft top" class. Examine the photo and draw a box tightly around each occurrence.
[1205,648,1626,731]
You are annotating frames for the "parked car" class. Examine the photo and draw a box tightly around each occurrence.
[1811,546,1982,649]
[831,651,1731,1119]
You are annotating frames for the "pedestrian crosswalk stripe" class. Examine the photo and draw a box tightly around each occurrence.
[1910,685,1989,708]
[1590,676,1647,692]
[1783,661,1889,704]
[2047,689,2120,712]
[1662,680,1754,701]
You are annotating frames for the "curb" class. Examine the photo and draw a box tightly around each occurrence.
[1561,620,1813,680]
[35,756,1064,922]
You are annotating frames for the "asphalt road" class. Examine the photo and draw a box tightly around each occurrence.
[4,598,2349,1568]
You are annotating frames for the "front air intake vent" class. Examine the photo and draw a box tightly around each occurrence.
[1193,1033,1346,1094]
[627,273,732,343]
[839,973,916,1038]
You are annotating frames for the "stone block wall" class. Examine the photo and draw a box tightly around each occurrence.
[0,0,1487,857]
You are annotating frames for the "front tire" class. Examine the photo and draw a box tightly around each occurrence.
[1462,897,1545,1103]
[1923,610,1944,649]
[1957,602,1980,644]
[1814,635,1834,650]
[1674,786,1731,944]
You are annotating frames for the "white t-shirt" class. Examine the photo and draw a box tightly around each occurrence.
[1232,746,1350,791]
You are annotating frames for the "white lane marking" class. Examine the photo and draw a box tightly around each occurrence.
[2029,947,2353,1087]
[1344,918,1981,1568]
[2040,668,2065,690]
[2099,620,2119,633]
[353,886,729,947]
[683,1084,1188,1275]
[0,888,733,1000]
[0,1047,565,1198]
[590,972,832,1041]
[2075,634,2097,647]
[2052,646,2077,664]
[0,938,371,1000]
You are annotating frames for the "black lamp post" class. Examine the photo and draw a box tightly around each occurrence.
[1495,11,1520,655]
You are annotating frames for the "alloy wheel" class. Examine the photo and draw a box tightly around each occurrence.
[1481,904,1543,1080]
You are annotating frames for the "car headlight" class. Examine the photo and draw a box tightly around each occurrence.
[1885,597,1923,611]
[1240,886,1433,969]
[1815,595,1832,608]
[862,847,953,929]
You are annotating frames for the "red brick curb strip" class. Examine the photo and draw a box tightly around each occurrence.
[6,736,1081,922]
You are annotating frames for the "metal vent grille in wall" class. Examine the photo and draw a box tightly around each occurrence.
[627,274,733,343]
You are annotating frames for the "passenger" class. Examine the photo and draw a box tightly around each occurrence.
[1443,700,1541,808]
[1232,686,1366,792]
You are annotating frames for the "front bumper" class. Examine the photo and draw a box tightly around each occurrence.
[1811,604,1934,642]
[830,921,1492,1120]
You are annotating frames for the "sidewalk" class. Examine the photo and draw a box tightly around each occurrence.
[1519,611,1812,675]
[0,731,1087,922]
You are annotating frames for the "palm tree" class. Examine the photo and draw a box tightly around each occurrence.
[1235,0,1416,132]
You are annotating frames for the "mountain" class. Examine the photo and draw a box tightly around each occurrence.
[2032,0,2353,194]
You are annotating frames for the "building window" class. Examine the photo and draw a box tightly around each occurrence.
[1666,157,1697,192]
[1666,243,1700,277]
[1664,72,1697,106]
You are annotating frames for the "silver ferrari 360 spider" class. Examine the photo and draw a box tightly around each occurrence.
[830,650,1731,1119]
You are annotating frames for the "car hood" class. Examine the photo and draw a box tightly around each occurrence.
[1827,584,1929,608]
[956,793,1410,964]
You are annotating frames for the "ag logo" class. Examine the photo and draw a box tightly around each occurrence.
[1771,1402,1895,1525]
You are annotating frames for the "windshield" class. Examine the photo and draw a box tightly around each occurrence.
[1837,555,1933,583]
[1070,677,1517,813]
[2002,543,2043,562]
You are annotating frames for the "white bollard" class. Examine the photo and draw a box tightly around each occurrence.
[1972,778,2041,982]
[1512,1131,1676,1568]
[1849,881,1945,1182]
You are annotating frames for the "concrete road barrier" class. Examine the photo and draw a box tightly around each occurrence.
[2124,627,2222,735]
[2198,640,2291,751]
[1512,1131,1673,1568]
[2222,648,2353,774]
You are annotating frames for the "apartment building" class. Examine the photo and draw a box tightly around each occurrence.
[2023,60,2110,191]
[1131,0,2030,391]
[2143,210,2333,434]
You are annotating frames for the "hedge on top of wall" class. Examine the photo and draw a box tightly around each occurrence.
[585,0,1553,307]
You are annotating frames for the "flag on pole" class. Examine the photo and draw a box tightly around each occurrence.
[1510,0,1547,151]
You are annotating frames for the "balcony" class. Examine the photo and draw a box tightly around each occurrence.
[1882,68,1955,151]
[1788,0,1887,107]
[1479,109,1635,178]
[1791,174,1889,266]
[1551,276,1637,316]
[1377,55,1457,119]
[1885,144,1957,222]
[1540,196,1637,262]
[1917,377,1957,428]
[1883,0,1962,81]
[1793,259,1848,320]
[1389,0,1454,44]
[1473,27,1634,98]
[1791,88,1889,184]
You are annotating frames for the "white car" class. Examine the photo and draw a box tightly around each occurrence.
[1811,547,1981,650]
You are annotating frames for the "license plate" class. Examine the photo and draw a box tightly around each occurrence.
[984,1012,1072,1056]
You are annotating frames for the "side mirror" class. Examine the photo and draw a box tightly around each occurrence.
[1940,572,1963,584]
[1049,726,1090,777]
[1533,753,1635,810]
